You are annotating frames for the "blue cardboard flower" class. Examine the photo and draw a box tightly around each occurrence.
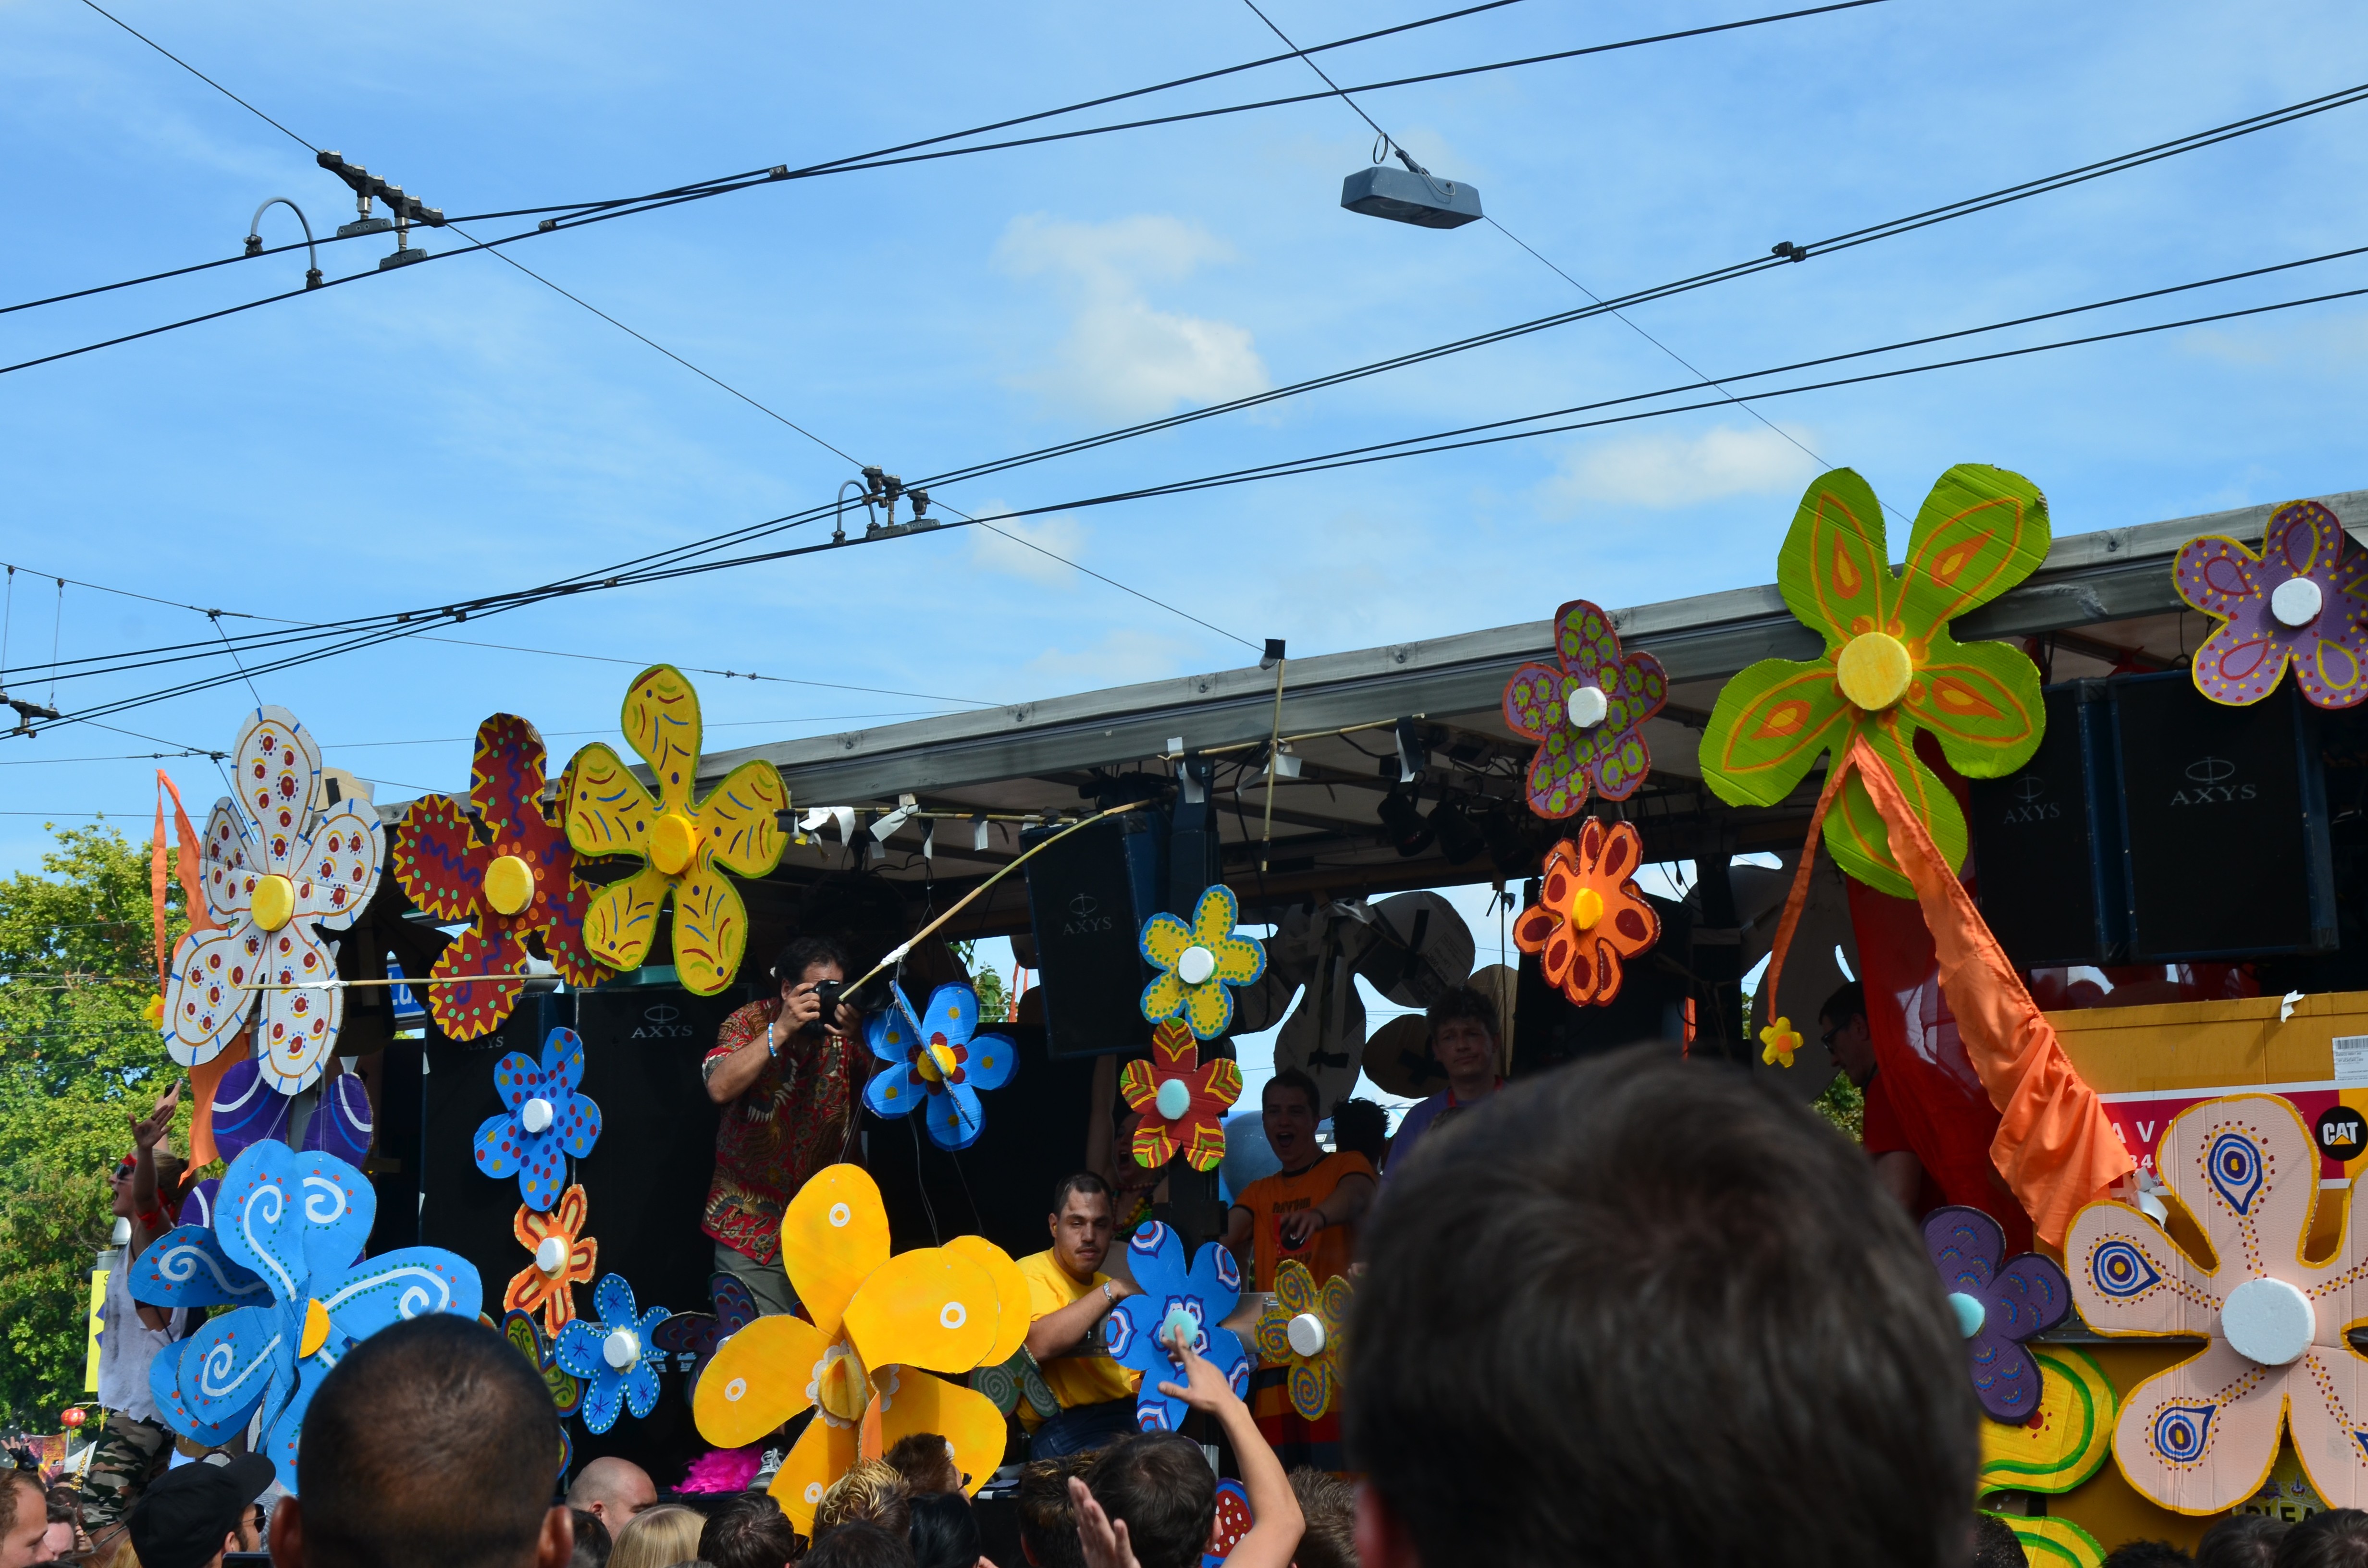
[554,1273,671,1433]
[473,1026,603,1211]
[1102,1221,1251,1432]
[863,982,1018,1152]
[130,1139,482,1490]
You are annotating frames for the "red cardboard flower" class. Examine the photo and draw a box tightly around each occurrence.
[1121,1021,1243,1171]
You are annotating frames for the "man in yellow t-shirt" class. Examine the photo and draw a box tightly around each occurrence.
[1018,1171,1144,1458]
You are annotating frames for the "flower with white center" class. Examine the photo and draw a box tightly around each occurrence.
[162,707,383,1092]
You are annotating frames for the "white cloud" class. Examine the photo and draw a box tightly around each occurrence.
[995,214,1269,419]
[967,508,1088,587]
[1024,628,1197,687]
[1542,423,1822,511]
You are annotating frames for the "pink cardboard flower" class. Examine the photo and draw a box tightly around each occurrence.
[2067,1094,2368,1514]
[2175,500,2368,708]
[1502,600,1668,818]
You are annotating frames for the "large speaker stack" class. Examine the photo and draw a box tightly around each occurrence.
[1970,673,2338,967]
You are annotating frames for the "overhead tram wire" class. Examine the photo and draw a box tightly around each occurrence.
[26,260,2368,736]
[57,7,1251,652]
[17,233,2368,696]
[8,0,1886,322]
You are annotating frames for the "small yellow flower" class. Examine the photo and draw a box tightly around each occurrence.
[1759,1017,1802,1069]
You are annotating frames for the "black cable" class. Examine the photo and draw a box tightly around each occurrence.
[9,0,1872,321]
[40,268,2368,736]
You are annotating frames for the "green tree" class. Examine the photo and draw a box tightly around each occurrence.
[0,822,190,1434]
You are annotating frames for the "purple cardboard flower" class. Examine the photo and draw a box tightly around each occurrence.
[2176,500,2368,709]
[1924,1205,2071,1423]
[1502,600,1668,819]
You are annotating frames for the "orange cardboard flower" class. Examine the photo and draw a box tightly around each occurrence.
[505,1184,597,1341]
[1512,819,1659,1007]
[1121,1021,1244,1171]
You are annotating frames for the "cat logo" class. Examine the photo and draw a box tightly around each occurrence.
[2169,756,2255,807]
[2318,1105,2367,1164]
[631,1002,695,1041]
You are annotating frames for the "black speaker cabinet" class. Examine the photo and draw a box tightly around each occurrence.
[1509,892,1693,1075]
[419,982,745,1485]
[1971,673,2337,967]
[2111,673,2337,960]
[1023,812,1166,1059]
[1969,681,2127,968]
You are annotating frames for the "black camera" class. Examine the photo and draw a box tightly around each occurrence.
[806,979,845,1034]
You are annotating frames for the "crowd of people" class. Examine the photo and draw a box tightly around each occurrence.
[28,946,2368,1568]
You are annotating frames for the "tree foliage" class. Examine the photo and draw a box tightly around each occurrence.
[0,823,191,1434]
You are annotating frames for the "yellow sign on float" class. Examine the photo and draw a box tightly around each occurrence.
[84,1268,107,1393]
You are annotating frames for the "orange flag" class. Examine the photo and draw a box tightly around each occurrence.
[152,771,237,1171]
[1848,735,2133,1246]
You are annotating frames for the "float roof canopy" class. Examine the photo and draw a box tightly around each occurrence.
[692,489,2364,933]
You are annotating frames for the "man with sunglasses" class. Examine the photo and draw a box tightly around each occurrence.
[85,1083,192,1553]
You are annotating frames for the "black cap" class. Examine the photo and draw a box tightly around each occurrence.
[128,1453,275,1568]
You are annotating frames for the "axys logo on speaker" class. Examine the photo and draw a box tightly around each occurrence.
[2169,756,2256,807]
[1063,892,1116,938]
[1996,775,2060,826]
[631,1002,697,1041]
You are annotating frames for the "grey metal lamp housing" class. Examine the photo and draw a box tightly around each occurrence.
[1341,164,1483,228]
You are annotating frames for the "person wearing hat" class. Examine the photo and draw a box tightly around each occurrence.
[127,1454,273,1568]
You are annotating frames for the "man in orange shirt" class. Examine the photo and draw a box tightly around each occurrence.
[1223,1068,1374,1470]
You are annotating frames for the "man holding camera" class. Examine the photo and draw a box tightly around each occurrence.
[702,936,863,1315]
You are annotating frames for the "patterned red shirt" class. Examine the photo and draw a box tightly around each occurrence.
[702,998,854,1263]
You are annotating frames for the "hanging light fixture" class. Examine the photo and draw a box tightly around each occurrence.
[1342,138,1482,230]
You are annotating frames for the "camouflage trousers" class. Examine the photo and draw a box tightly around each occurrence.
[79,1412,172,1528]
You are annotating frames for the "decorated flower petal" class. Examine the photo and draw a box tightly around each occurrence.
[692,1312,830,1447]
[928,1081,987,1150]
[866,1061,923,1120]
[1700,659,1853,808]
[1190,885,1243,947]
[234,707,323,879]
[468,714,548,827]
[925,983,982,1048]
[2189,619,2295,708]
[1183,977,1235,1041]
[1130,1119,1180,1169]
[782,1164,890,1341]
[164,920,264,1067]
[199,798,258,924]
[581,864,673,973]
[1896,465,2051,638]
[878,1369,1007,1497]
[1904,636,2044,780]
[1139,912,1192,971]
[291,802,382,928]
[946,1235,1033,1369]
[594,1273,639,1329]
[253,928,343,1093]
[770,1407,862,1535]
[319,1247,481,1341]
[131,1225,270,1311]
[696,760,790,877]
[844,1248,999,1374]
[1140,970,1187,1025]
[391,793,483,923]
[671,867,750,997]
[618,664,704,813]
[1502,660,1567,740]
[1777,469,1892,647]
[429,922,529,1042]
[1288,1359,1331,1421]
[561,743,660,858]
[1208,934,1265,987]
[2282,1345,2368,1507]
[1824,720,1963,901]
[2174,534,2267,623]
[1126,1221,1190,1300]
[2172,1097,2320,1286]
[966,1033,1018,1092]
[2110,1338,2282,1514]
[162,1310,280,1444]
[578,1366,625,1434]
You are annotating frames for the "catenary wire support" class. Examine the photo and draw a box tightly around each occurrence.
[244,199,323,288]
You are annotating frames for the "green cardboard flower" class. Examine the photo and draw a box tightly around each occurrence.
[1699,466,2051,898]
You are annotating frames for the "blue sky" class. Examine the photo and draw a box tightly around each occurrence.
[4,0,2367,878]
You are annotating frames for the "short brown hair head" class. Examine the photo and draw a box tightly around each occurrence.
[1016,1455,1092,1568]
[1424,983,1497,1041]
[1347,1047,1976,1568]
[1287,1468,1356,1568]
[884,1432,961,1497]
[1085,1433,1213,1568]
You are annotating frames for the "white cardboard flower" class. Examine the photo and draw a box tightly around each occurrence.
[162,706,383,1091]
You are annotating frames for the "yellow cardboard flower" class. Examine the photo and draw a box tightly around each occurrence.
[1252,1260,1352,1420]
[692,1166,1026,1534]
[562,665,789,995]
[1139,886,1267,1040]
[1759,1017,1802,1068]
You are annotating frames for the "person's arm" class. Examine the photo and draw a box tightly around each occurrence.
[707,992,853,1104]
[1025,1278,1130,1362]
[127,1083,181,1328]
[1873,1150,1924,1210]
[1278,1170,1374,1249]
[1070,1331,1301,1568]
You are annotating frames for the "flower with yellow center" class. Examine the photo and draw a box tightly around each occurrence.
[694,1166,1026,1535]
[1700,466,2052,898]
[1759,1017,1802,1069]
[1138,885,1267,1040]
[562,666,790,995]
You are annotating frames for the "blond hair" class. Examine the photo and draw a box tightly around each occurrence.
[814,1458,912,1543]
[607,1503,703,1568]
